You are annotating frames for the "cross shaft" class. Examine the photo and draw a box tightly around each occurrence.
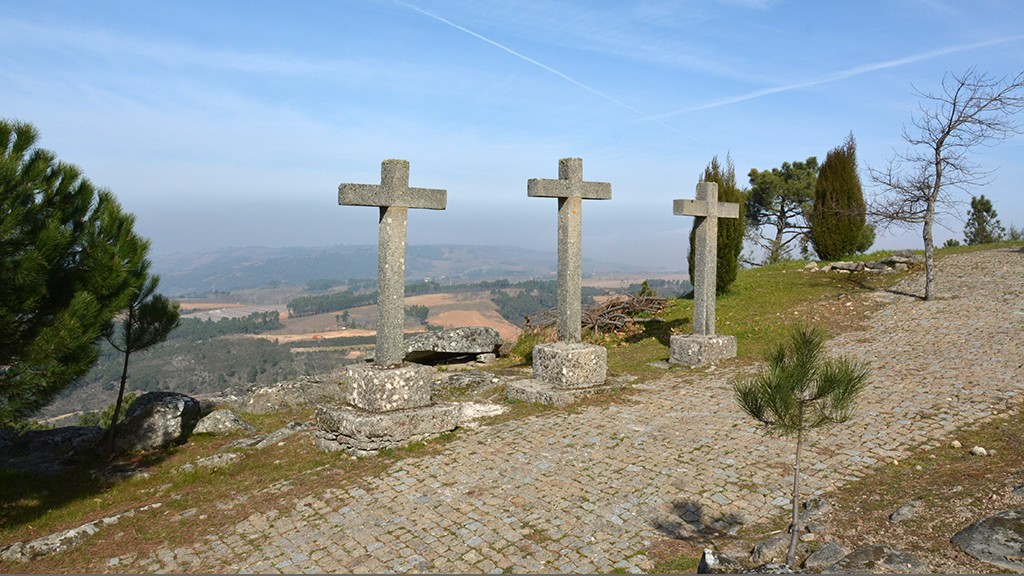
[338,159,446,367]
[673,182,739,336]
[528,158,611,343]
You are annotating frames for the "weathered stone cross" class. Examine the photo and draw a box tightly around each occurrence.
[674,182,739,336]
[338,159,446,367]
[528,158,611,343]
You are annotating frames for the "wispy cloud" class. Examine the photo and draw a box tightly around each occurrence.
[392,0,703,142]
[654,34,1024,118]
[0,16,383,79]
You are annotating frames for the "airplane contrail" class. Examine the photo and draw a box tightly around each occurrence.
[392,0,702,142]
[654,34,1024,118]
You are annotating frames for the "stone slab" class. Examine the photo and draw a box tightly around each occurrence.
[951,508,1024,572]
[403,326,502,363]
[504,379,614,407]
[343,362,434,412]
[532,341,607,389]
[669,334,737,368]
[315,402,460,456]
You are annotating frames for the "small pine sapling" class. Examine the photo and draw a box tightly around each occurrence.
[733,327,869,567]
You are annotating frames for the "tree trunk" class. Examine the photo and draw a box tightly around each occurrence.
[105,311,134,455]
[771,220,787,265]
[923,204,935,301]
[788,429,803,567]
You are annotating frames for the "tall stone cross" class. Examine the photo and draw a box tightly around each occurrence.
[673,182,739,336]
[528,158,611,343]
[338,159,446,367]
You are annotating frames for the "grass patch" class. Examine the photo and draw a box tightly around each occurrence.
[605,252,912,377]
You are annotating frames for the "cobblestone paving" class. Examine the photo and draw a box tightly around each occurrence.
[127,248,1024,573]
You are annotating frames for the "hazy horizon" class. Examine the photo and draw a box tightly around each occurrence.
[3,1,1022,268]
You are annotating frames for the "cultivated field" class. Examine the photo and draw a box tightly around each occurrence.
[194,289,523,345]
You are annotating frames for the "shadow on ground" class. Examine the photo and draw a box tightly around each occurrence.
[0,450,170,533]
[653,498,746,539]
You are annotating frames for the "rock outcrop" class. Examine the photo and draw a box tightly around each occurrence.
[233,376,344,414]
[804,250,924,274]
[193,409,257,435]
[402,326,503,364]
[951,508,1024,572]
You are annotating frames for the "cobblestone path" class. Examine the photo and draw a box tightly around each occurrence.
[131,248,1024,573]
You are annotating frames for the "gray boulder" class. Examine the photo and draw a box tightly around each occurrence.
[800,497,832,523]
[193,409,256,435]
[827,545,928,573]
[829,261,864,272]
[698,549,744,574]
[403,327,502,364]
[802,542,847,572]
[888,500,922,523]
[237,376,344,414]
[951,508,1024,572]
[751,531,790,564]
[112,392,201,453]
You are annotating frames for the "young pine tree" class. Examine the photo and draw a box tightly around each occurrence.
[103,274,180,454]
[733,328,869,567]
[687,155,745,294]
[810,133,873,260]
[963,194,1005,245]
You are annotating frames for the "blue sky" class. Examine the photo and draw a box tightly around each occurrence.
[2,0,1022,269]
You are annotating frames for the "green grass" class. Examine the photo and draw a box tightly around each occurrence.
[605,252,911,377]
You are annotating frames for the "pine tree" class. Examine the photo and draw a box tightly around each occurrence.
[810,133,873,260]
[688,155,745,293]
[104,274,180,454]
[0,119,152,425]
[963,194,1005,245]
[734,328,869,567]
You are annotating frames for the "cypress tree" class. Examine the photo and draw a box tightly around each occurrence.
[810,133,872,260]
[687,154,746,294]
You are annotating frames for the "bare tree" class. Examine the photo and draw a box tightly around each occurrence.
[870,68,1024,300]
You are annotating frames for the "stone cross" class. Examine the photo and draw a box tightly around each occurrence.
[528,158,611,343]
[339,159,446,367]
[673,182,739,336]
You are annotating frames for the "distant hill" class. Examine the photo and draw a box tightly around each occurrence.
[152,244,670,296]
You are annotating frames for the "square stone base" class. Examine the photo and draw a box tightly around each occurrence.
[315,403,460,456]
[504,379,614,408]
[343,362,434,412]
[532,342,607,389]
[669,334,737,368]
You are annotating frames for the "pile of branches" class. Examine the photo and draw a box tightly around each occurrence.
[525,293,668,337]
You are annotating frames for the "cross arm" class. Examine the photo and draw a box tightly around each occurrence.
[339,184,447,210]
[674,199,739,219]
[527,179,611,200]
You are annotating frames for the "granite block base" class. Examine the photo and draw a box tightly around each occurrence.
[504,379,614,408]
[343,362,434,412]
[315,402,460,456]
[532,342,607,389]
[669,334,737,368]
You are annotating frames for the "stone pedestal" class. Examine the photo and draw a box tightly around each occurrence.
[315,402,460,457]
[315,362,458,455]
[669,334,736,368]
[344,363,433,412]
[505,342,611,407]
